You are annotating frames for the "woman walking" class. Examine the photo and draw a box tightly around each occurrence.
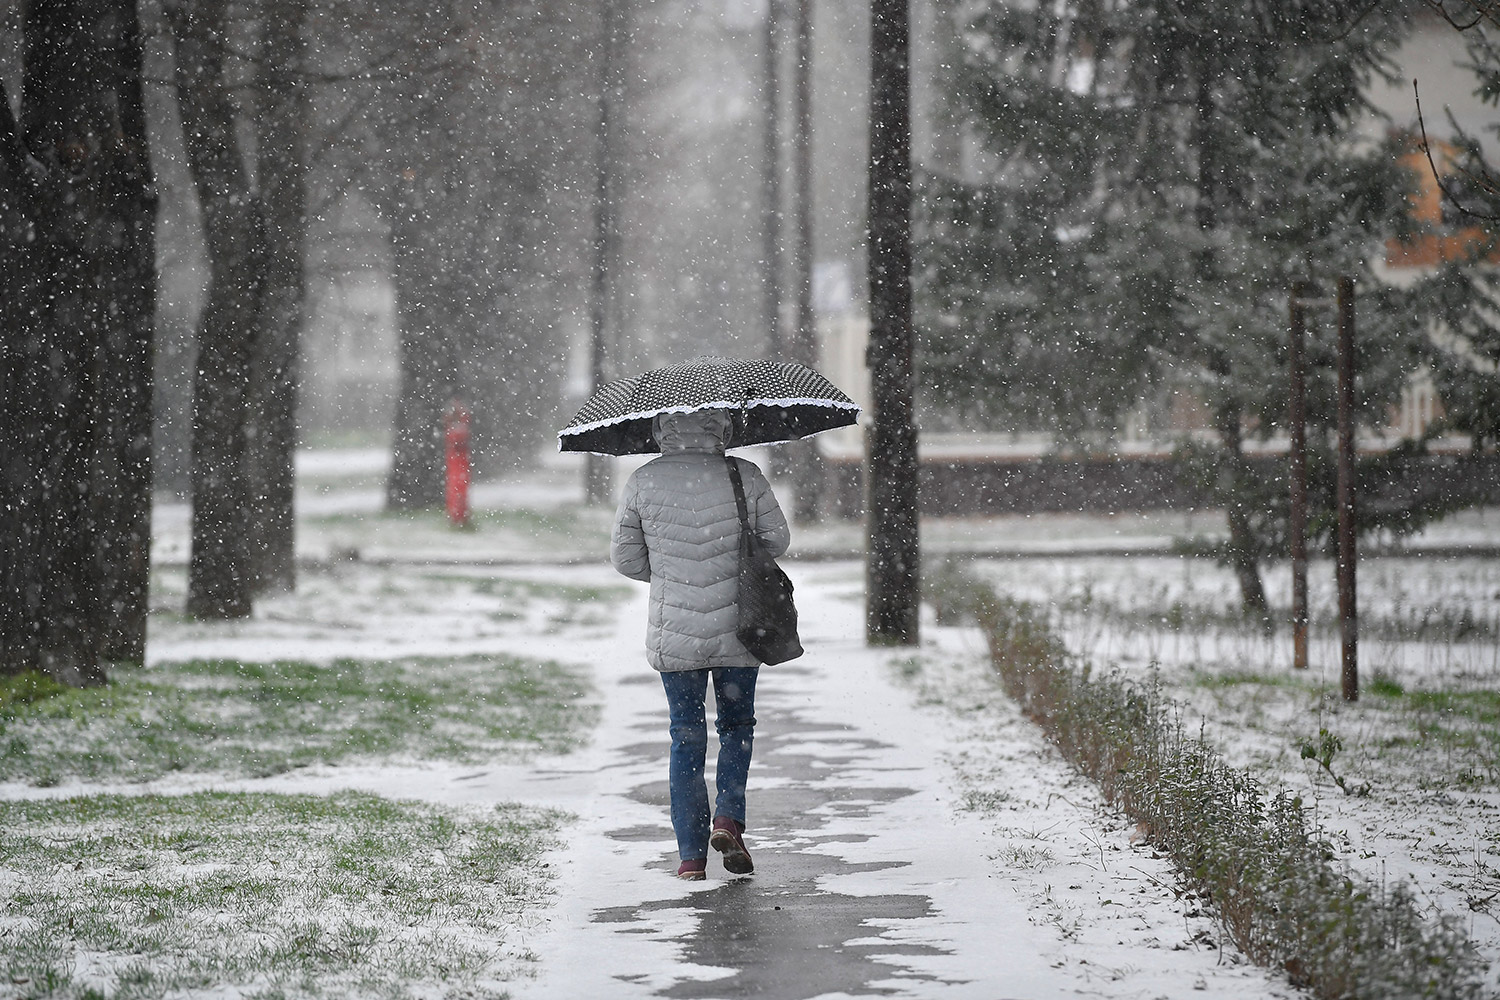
[610,408,790,880]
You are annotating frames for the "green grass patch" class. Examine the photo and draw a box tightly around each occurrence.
[0,672,72,719]
[0,790,561,1000]
[298,430,392,451]
[425,574,630,606]
[1367,683,1500,769]
[1187,667,1500,786]
[1397,687,1500,725]
[0,654,596,786]
[1189,669,1316,692]
[1048,582,1500,646]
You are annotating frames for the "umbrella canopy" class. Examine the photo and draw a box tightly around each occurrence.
[559,356,861,456]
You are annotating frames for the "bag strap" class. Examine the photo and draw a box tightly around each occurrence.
[725,457,750,533]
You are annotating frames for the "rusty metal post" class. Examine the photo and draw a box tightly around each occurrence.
[1336,276,1358,702]
[1288,283,1311,670]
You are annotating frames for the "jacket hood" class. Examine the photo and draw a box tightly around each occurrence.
[653,409,731,455]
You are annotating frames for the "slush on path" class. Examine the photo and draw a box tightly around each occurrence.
[488,561,1293,1000]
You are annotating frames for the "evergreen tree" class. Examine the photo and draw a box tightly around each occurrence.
[1412,5,1500,448]
[918,1,1494,613]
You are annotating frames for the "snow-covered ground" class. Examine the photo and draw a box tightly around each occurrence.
[969,553,1500,994]
[13,447,1494,997]
[120,558,1298,999]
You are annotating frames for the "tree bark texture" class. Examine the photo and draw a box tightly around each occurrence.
[788,0,825,522]
[586,0,622,506]
[0,0,156,684]
[95,6,157,664]
[762,0,783,362]
[866,0,920,646]
[248,0,309,594]
[1215,404,1271,620]
[168,0,264,619]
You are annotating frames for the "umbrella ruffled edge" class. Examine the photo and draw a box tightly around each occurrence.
[556,397,862,450]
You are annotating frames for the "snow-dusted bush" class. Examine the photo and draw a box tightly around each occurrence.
[936,573,1489,1000]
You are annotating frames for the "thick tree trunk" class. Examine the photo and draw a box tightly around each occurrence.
[168,0,264,619]
[788,0,825,522]
[1216,406,1270,619]
[97,9,157,663]
[0,0,155,685]
[249,2,309,594]
[866,0,920,646]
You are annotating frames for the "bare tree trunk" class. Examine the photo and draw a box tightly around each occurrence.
[788,0,825,522]
[249,1,309,594]
[98,7,157,663]
[168,0,263,619]
[0,0,155,685]
[866,0,920,646]
[763,0,783,362]
[585,0,622,505]
[1215,405,1270,619]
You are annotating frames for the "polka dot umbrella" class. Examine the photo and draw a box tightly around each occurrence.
[558,356,861,456]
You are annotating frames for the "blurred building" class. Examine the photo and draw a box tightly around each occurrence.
[302,265,398,441]
[297,192,399,446]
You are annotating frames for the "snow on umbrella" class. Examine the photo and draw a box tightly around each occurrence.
[558,356,861,456]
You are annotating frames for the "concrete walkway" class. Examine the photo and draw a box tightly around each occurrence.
[474,562,1291,1000]
[504,564,1059,999]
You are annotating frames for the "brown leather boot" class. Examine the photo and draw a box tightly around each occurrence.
[709,816,753,875]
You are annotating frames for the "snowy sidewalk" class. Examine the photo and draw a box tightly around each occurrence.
[300,560,1292,1000]
[505,569,1062,999]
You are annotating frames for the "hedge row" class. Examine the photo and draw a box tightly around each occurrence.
[935,575,1488,1000]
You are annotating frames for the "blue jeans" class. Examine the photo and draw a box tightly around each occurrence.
[660,666,759,861]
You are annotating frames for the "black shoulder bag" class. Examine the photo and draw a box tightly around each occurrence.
[726,458,803,664]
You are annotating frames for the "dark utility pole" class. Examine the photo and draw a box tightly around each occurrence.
[763,0,784,363]
[1287,283,1313,671]
[789,0,824,521]
[866,0,920,645]
[586,0,622,504]
[1336,276,1359,702]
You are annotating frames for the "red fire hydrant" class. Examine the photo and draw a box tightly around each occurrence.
[443,399,472,528]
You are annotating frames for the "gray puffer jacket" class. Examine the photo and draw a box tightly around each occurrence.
[611,409,791,672]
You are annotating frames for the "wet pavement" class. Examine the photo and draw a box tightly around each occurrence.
[508,572,1061,1000]
[599,699,958,1000]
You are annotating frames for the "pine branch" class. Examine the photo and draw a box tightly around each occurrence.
[1413,78,1500,222]
[1420,0,1500,32]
